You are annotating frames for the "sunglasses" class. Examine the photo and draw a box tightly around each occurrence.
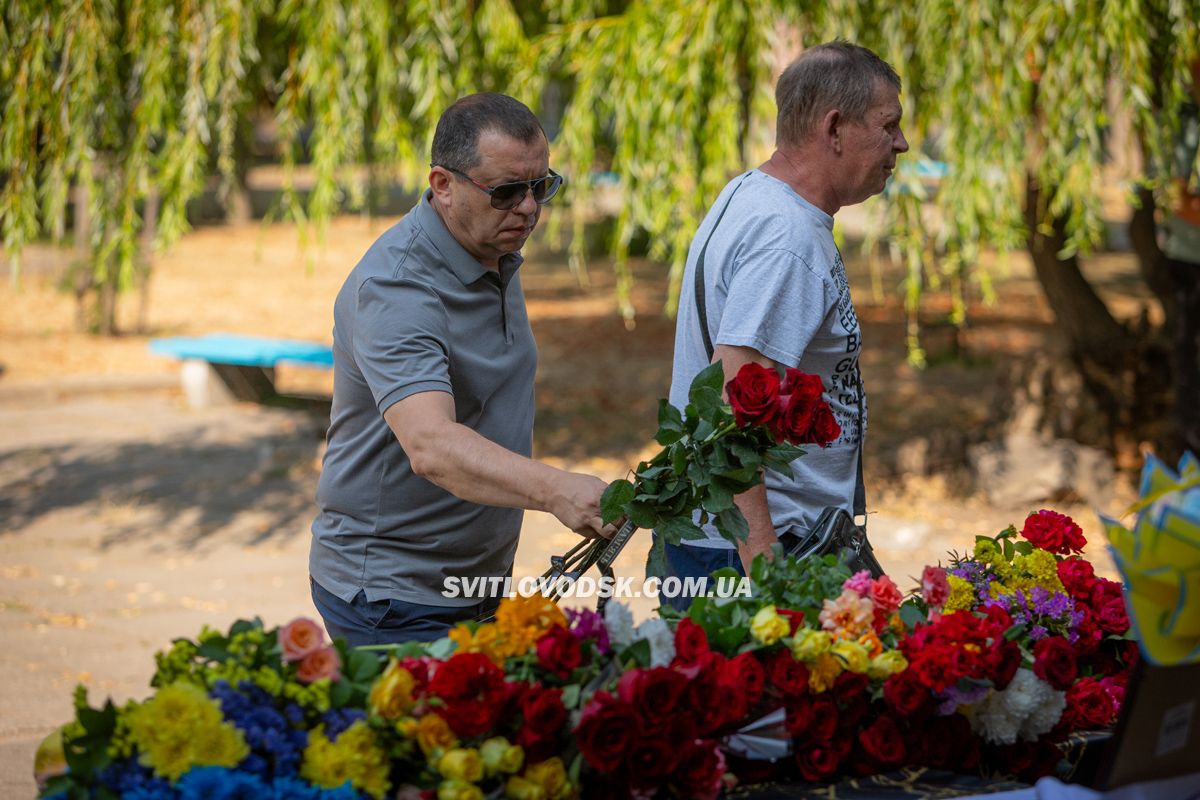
[437,165,564,210]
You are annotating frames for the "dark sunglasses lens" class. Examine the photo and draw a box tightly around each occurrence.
[489,175,562,210]
[489,182,528,210]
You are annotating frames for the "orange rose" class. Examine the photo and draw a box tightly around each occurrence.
[279,617,326,662]
[296,646,341,683]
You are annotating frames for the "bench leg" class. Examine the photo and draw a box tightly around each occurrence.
[179,360,277,407]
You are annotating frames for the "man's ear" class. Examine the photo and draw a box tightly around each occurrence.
[428,167,453,201]
[820,108,842,153]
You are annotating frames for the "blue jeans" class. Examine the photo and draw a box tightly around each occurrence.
[659,539,746,613]
[310,578,498,647]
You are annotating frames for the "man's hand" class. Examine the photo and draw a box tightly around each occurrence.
[547,472,617,539]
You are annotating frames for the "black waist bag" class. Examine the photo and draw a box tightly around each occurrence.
[778,507,884,579]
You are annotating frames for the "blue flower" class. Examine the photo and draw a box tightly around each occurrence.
[98,759,174,797]
[321,707,367,741]
[270,775,365,800]
[177,766,268,800]
[209,681,306,777]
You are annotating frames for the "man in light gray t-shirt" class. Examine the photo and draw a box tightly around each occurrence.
[663,42,909,605]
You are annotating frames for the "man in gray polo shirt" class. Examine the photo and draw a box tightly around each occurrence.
[662,42,909,609]
[310,93,612,645]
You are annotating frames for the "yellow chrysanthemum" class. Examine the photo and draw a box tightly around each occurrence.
[1017,549,1065,592]
[123,682,248,781]
[944,574,976,612]
[369,659,417,720]
[300,721,391,800]
[493,595,567,658]
[450,623,506,665]
[808,651,843,693]
[750,605,791,645]
[973,539,1002,565]
[417,712,459,758]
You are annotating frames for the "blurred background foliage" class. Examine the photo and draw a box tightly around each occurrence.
[2,0,1199,453]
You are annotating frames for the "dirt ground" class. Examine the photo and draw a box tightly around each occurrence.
[0,213,1144,797]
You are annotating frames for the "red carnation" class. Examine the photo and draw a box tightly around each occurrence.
[574,692,637,773]
[1020,509,1087,555]
[725,362,781,429]
[1057,558,1097,602]
[427,652,507,737]
[1033,637,1078,690]
[673,617,710,665]
[536,624,582,680]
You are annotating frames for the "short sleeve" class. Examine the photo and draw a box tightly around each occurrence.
[715,249,832,367]
[354,277,453,413]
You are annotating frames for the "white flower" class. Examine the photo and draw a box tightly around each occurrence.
[966,669,1066,745]
[603,601,635,650]
[634,617,676,667]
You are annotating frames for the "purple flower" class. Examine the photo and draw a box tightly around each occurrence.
[565,607,610,654]
[936,682,991,715]
[1029,625,1049,641]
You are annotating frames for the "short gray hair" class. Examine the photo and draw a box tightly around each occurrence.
[431,93,546,172]
[775,41,901,146]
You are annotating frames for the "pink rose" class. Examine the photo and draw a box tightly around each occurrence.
[921,566,950,608]
[296,646,342,683]
[279,617,326,662]
[844,570,874,597]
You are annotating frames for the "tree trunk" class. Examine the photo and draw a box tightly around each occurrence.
[1167,257,1200,457]
[1024,174,1132,358]
[135,189,159,334]
[1128,186,1178,329]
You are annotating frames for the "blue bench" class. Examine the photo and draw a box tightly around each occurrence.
[150,333,333,407]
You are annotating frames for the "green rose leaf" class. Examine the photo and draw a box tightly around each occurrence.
[657,514,706,544]
[715,506,750,543]
[600,479,636,524]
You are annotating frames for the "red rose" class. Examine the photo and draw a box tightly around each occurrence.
[833,671,869,702]
[806,403,841,446]
[673,740,726,800]
[858,715,907,766]
[1096,598,1129,635]
[673,617,710,664]
[782,369,824,400]
[870,576,903,615]
[617,666,689,718]
[796,745,841,782]
[1091,578,1123,607]
[726,362,782,429]
[521,685,567,736]
[1064,678,1117,730]
[1020,509,1087,555]
[536,625,582,679]
[766,649,809,698]
[1073,608,1103,656]
[883,670,931,716]
[1033,637,1078,690]
[837,694,871,732]
[1057,558,1096,601]
[773,390,817,444]
[427,652,507,737]
[574,693,637,773]
[992,641,1023,690]
[722,652,766,709]
[625,734,679,789]
[778,608,807,635]
[802,696,839,744]
[786,696,815,735]
[922,714,979,771]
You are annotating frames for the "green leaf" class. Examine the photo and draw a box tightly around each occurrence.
[1002,538,1015,562]
[197,640,232,663]
[561,684,581,708]
[899,602,927,630]
[702,481,735,514]
[427,637,457,660]
[657,399,683,432]
[687,459,712,487]
[714,507,749,543]
[622,639,652,668]
[1013,541,1033,555]
[657,514,705,545]
[645,534,668,580]
[329,678,353,708]
[600,479,635,524]
[689,361,725,401]
[348,649,382,683]
[228,618,261,637]
[627,501,659,529]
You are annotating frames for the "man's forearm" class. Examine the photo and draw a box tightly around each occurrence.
[735,481,777,573]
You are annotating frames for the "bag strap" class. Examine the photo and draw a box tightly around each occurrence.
[853,366,867,527]
[695,175,749,361]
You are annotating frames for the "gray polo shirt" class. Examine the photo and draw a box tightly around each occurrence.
[310,190,537,606]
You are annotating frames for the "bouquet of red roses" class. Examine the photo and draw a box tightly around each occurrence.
[600,361,841,573]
